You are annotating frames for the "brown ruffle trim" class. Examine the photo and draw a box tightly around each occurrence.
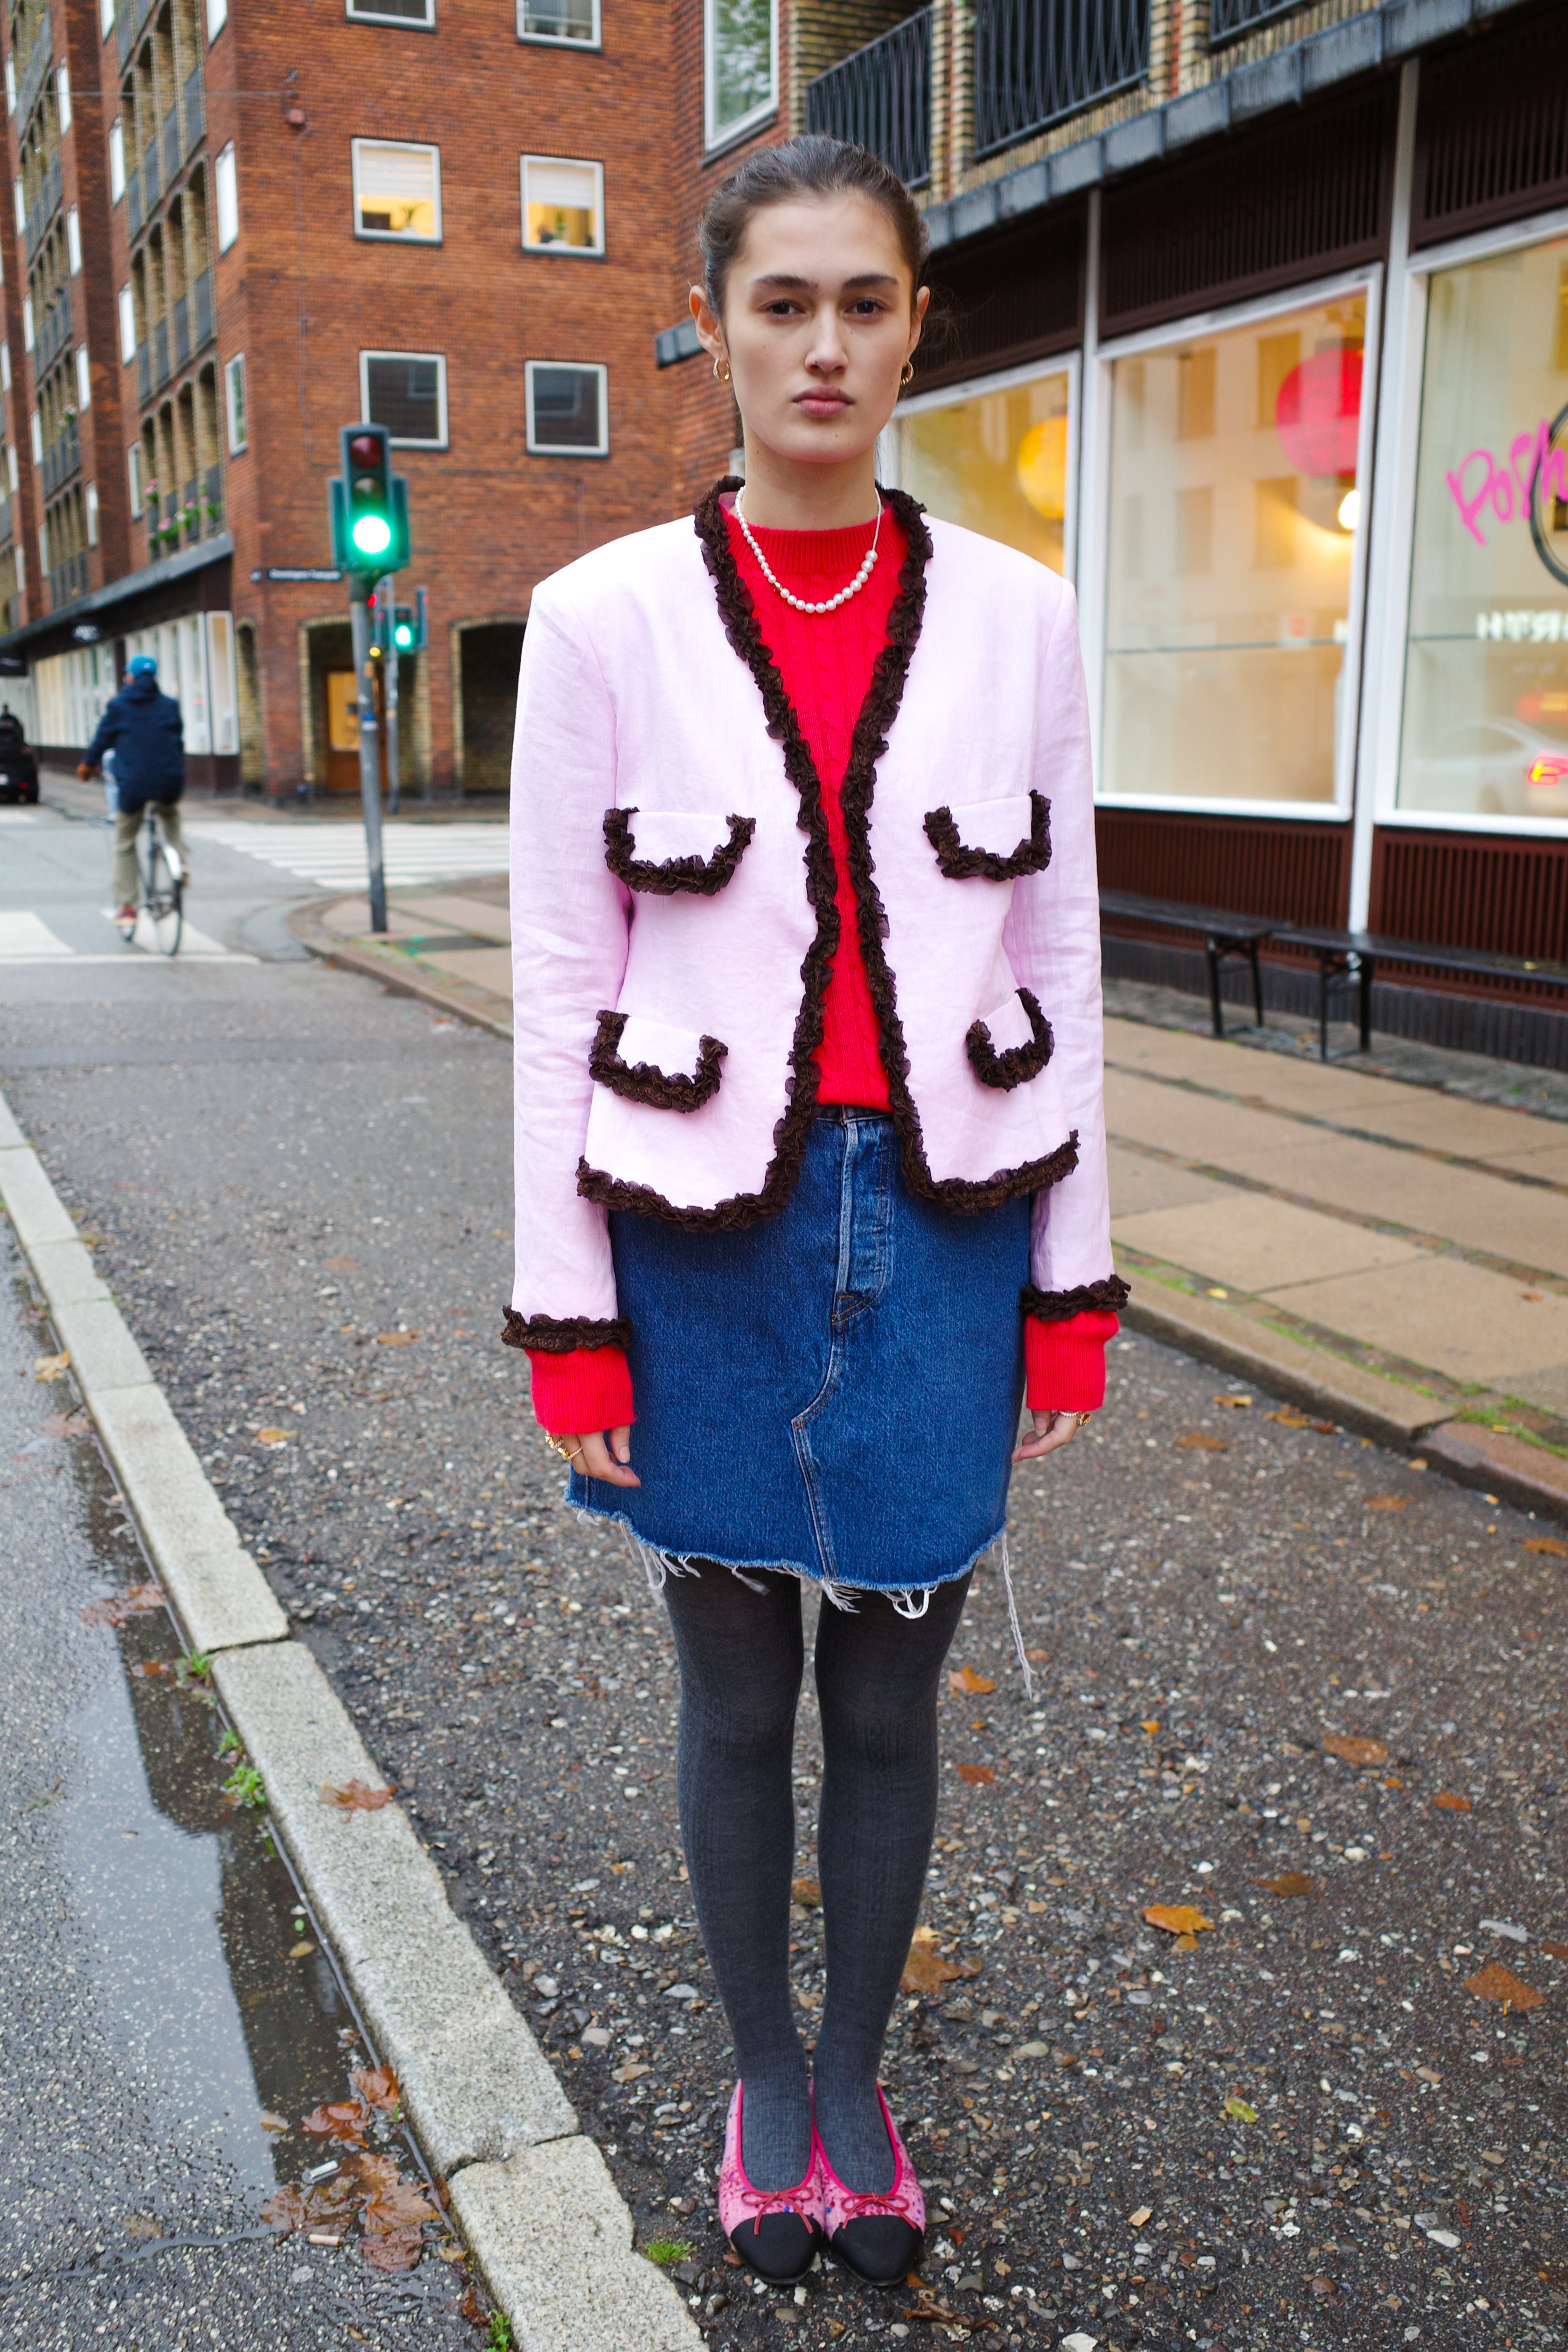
[589,1008,726,1112]
[501,1306,634,1352]
[923,789,1051,882]
[603,807,756,895]
[1020,1274,1131,1322]
[571,477,1079,1231]
[966,987,1054,1091]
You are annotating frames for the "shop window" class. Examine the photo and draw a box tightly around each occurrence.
[525,361,606,455]
[521,155,603,255]
[518,0,597,41]
[705,0,776,152]
[361,348,447,446]
[891,362,1073,575]
[1397,233,1568,828]
[351,140,441,242]
[1101,288,1367,810]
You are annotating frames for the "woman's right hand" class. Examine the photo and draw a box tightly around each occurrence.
[558,1427,640,1487]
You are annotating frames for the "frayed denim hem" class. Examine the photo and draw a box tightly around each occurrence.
[562,1492,1033,1695]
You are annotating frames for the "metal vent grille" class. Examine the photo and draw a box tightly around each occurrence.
[914,209,1083,391]
[1371,830,1568,966]
[1101,89,1393,337]
[1095,811,1350,925]
[1412,11,1568,249]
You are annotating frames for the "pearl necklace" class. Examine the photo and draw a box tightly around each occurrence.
[733,485,884,616]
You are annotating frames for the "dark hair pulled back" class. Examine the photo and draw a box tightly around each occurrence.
[699,134,929,317]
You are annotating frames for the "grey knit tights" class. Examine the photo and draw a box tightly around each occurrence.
[662,1564,971,2195]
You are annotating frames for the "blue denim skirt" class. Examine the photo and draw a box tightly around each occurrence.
[567,1108,1028,1596]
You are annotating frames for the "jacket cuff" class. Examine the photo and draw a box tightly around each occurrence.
[1025,1308,1119,1413]
[502,1306,632,1352]
[527,1346,635,1438]
[1020,1274,1130,1322]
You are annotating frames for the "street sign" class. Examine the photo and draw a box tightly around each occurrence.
[253,566,344,583]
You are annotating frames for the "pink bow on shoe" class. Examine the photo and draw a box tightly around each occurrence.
[718,2081,824,2285]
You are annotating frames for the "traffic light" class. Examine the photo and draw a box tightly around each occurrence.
[391,589,427,653]
[330,423,410,573]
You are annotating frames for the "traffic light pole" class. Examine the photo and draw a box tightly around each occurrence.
[381,572,401,816]
[349,573,388,934]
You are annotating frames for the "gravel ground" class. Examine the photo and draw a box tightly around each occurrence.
[5,956,1566,2352]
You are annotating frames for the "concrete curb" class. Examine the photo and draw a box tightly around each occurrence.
[288,901,514,1041]
[0,1082,701,2347]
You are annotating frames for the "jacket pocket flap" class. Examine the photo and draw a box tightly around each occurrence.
[590,1009,726,1111]
[604,807,755,893]
[966,986,1053,1090]
[924,790,1050,880]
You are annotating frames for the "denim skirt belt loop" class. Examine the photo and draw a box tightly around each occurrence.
[567,1107,1029,1603]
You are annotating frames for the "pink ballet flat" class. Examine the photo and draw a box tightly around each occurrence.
[717,2081,823,2284]
[813,2085,926,2287]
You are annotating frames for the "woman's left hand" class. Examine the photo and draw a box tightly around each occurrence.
[1012,1409,1091,1463]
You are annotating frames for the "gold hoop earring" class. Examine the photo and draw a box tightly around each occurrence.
[714,356,732,386]
[900,360,915,387]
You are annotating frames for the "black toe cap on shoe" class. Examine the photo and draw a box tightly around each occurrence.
[729,2211,818,2284]
[830,2214,923,2286]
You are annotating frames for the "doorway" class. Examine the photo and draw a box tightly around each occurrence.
[457,621,525,797]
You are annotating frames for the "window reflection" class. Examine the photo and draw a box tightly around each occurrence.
[895,366,1071,575]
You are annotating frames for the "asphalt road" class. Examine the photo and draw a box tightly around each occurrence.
[3,794,1565,2352]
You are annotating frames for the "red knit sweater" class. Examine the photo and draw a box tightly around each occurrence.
[527,503,1116,1435]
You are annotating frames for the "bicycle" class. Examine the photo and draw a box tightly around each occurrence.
[117,800,183,956]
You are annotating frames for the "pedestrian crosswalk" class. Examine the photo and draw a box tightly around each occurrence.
[188,820,508,891]
[0,909,250,963]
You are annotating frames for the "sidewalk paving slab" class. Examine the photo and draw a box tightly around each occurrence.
[1112,1192,1426,1291]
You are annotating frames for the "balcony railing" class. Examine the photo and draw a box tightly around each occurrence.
[127,164,143,237]
[173,291,189,370]
[0,495,12,546]
[203,459,223,532]
[36,294,71,374]
[162,102,181,184]
[143,136,161,210]
[23,151,61,259]
[193,266,213,350]
[1208,0,1298,37]
[18,27,51,125]
[49,551,88,609]
[805,8,932,189]
[42,423,80,498]
[183,64,204,153]
[136,338,151,404]
[154,316,170,390]
[972,0,1149,155]
[117,3,134,67]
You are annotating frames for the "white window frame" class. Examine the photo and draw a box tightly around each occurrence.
[109,119,125,201]
[1360,197,1568,851]
[126,441,140,517]
[703,0,778,155]
[881,350,1084,585]
[56,63,70,131]
[13,177,24,234]
[517,0,600,50]
[206,0,227,41]
[118,283,136,362]
[75,343,91,409]
[66,203,81,273]
[351,137,442,244]
[1,343,10,393]
[21,296,33,351]
[520,154,605,258]
[98,0,115,39]
[524,359,608,457]
[1080,260,1382,827]
[358,347,448,447]
[5,442,16,493]
[224,350,247,452]
[4,58,14,115]
[215,140,238,250]
[86,479,98,544]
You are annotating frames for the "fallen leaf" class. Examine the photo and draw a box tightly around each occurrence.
[1143,1904,1214,1937]
[79,1581,164,1628]
[1541,1940,1568,1961]
[900,1939,981,1996]
[321,1778,395,1811]
[39,1410,90,1438]
[353,2064,400,2112]
[956,1764,996,1785]
[612,2061,651,2083]
[300,2099,370,2145]
[255,1427,291,1448]
[288,1940,316,1959]
[791,1877,821,1908]
[1213,1393,1251,1408]
[899,2298,991,2333]
[1141,1718,1160,1735]
[1024,1646,1049,1663]
[1267,1407,1311,1427]
[1251,1872,1321,1899]
[1415,2065,1441,2084]
[1128,2204,1153,2228]
[949,1665,997,1695]
[1367,1495,1408,1513]
[131,1659,171,1677]
[458,2284,488,2324]
[360,2177,435,2274]
[1463,1961,1544,2012]
[1524,1537,1567,1557]
[1322,1734,1389,1767]
[258,2111,289,2133]
[1433,1790,1472,1812]
[1177,1432,1226,1450]
[32,1350,71,1381]
[1224,2095,1258,2122]
[1173,1932,1199,1951]
[374,1331,418,1347]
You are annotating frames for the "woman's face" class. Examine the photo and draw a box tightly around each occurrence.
[696,192,926,472]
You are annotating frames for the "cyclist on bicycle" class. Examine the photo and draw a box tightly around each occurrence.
[78,653,186,927]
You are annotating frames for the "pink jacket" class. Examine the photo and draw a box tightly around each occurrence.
[506,486,1123,1355]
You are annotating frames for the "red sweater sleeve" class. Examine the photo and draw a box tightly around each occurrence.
[1025,1308,1119,1414]
[527,1347,635,1438]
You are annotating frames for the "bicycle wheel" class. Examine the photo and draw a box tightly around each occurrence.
[144,837,183,956]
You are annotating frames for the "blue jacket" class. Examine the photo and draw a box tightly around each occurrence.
[85,674,185,805]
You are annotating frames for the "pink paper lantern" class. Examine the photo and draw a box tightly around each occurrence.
[1274,350,1363,479]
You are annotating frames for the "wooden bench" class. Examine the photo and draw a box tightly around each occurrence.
[1098,890,1278,1040]
[1273,927,1568,1061]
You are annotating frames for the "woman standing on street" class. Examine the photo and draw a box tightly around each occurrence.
[506,136,1124,2294]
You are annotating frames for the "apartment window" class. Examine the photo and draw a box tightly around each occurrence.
[127,442,140,517]
[215,141,238,250]
[225,351,247,453]
[109,120,125,201]
[76,345,91,409]
[348,0,434,24]
[13,178,23,234]
[1397,230,1568,828]
[66,205,81,274]
[525,360,606,456]
[1,347,10,395]
[521,155,603,256]
[118,284,135,363]
[4,58,13,115]
[1099,287,1368,812]
[86,480,98,545]
[98,0,114,37]
[56,64,71,131]
[518,0,597,44]
[21,297,32,351]
[352,140,440,242]
[207,0,227,39]
[360,348,446,446]
[704,0,776,151]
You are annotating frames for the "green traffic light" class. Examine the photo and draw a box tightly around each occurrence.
[351,513,393,556]
[393,624,414,649]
